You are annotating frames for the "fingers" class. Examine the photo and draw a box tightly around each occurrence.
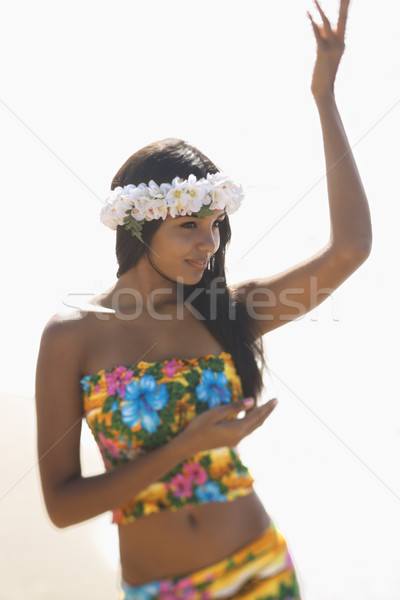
[314,0,334,37]
[208,396,277,439]
[307,12,324,45]
[337,0,350,40]
[235,398,278,438]
[211,397,255,424]
[308,0,349,44]
[247,398,277,430]
[187,398,277,450]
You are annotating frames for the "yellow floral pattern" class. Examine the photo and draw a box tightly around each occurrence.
[80,352,255,524]
[119,520,301,599]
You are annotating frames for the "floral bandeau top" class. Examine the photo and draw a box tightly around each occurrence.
[80,352,255,525]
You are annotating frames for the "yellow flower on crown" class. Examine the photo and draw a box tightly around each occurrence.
[100,173,244,242]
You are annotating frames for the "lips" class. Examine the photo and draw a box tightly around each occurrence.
[186,258,208,269]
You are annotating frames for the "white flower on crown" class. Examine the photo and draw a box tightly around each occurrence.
[100,186,135,229]
[100,173,244,238]
[165,175,210,218]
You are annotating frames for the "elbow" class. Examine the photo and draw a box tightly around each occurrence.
[50,517,69,530]
[43,489,79,529]
[355,232,373,260]
[358,239,373,262]
[46,502,74,529]
[332,237,373,265]
[43,478,102,528]
[48,510,74,529]
[348,242,372,265]
[343,246,372,271]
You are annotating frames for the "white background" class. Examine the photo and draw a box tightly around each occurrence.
[0,1,399,598]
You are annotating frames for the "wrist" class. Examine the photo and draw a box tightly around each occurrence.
[169,430,195,463]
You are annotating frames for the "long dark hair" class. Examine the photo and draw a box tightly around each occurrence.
[111,138,266,401]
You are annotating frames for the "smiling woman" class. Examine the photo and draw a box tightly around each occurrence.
[146,209,227,285]
[95,139,267,403]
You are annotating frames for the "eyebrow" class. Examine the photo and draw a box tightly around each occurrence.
[175,211,227,219]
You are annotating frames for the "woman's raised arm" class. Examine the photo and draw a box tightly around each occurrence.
[231,0,372,337]
[307,0,372,252]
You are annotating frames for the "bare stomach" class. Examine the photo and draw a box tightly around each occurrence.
[118,490,271,586]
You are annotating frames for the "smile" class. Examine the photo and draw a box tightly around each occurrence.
[186,259,208,270]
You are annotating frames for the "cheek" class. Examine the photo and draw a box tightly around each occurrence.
[150,230,188,261]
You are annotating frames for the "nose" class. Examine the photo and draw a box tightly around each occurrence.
[197,227,219,255]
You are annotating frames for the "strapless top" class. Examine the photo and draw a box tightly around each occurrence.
[80,352,255,525]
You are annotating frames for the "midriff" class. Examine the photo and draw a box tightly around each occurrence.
[118,489,270,586]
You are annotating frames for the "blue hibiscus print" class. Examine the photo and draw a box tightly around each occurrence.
[121,580,160,599]
[196,369,231,408]
[120,375,169,434]
[80,376,92,393]
[110,399,119,412]
[195,481,227,503]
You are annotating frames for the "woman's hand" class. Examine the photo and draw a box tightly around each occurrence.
[307,0,350,101]
[178,397,278,457]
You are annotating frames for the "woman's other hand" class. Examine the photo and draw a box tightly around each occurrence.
[178,397,278,456]
[307,0,350,101]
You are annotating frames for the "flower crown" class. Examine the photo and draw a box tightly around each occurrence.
[100,172,244,242]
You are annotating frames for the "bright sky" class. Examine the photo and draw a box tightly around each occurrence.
[1,1,400,596]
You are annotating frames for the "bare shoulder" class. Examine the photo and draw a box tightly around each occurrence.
[43,307,92,330]
[39,309,97,364]
[36,311,88,411]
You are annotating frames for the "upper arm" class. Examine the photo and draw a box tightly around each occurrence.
[35,314,85,525]
[230,244,370,338]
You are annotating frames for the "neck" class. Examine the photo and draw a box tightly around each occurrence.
[98,256,179,313]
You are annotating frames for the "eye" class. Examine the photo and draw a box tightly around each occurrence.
[180,219,225,229]
[180,221,197,229]
[213,218,225,228]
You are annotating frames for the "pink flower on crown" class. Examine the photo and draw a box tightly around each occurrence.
[105,366,134,396]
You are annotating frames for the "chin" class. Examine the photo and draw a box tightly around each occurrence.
[181,275,204,286]
[175,271,205,286]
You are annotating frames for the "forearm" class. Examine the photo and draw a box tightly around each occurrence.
[50,434,188,528]
[315,93,372,254]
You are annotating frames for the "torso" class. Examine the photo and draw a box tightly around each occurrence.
[77,300,270,586]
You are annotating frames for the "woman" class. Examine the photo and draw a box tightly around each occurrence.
[35,1,372,598]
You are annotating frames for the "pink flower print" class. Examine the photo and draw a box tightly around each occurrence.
[112,508,124,523]
[285,552,294,569]
[98,444,111,468]
[105,367,133,396]
[182,462,208,486]
[98,433,122,459]
[163,358,182,378]
[159,581,175,599]
[170,473,193,499]
[159,579,197,599]
[174,578,197,599]
[94,384,101,394]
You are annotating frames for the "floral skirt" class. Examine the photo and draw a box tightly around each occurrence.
[118,519,301,599]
